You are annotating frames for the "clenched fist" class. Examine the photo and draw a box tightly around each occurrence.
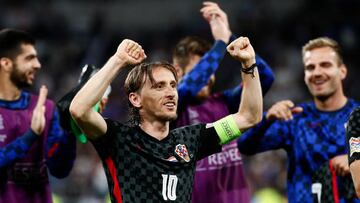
[114,39,147,65]
[227,37,256,68]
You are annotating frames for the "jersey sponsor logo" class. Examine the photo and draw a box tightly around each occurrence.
[175,144,190,162]
[349,137,360,157]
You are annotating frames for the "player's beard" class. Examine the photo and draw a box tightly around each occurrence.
[10,63,31,88]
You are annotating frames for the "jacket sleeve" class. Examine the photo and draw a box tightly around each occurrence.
[46,109,76,178]
[0,130,38,168]
[177,40,227,105]
[237,113,292,155]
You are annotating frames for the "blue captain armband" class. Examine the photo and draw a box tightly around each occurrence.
[213,115,241,145]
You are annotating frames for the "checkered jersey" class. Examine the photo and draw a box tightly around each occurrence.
[312,160,356,203]
[238,99,360,203]
[91,119,221,203]
[347,106,360,165]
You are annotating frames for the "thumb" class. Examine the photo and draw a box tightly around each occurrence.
[291,106,303,115]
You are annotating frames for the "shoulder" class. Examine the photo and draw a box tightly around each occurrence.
[104,118,132,134]
[349,106,360,122]
[171,124,205,137]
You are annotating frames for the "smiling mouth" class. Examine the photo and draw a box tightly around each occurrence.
[164,102,176,108]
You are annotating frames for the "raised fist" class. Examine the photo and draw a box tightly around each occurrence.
[115,39,147,65]
[227,37,256,68]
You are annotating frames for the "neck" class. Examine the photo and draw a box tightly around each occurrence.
[139,120,170,140]
[0,76,21,101]
[314,91,347,111]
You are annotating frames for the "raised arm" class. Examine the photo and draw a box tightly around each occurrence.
[227,37,263,131]
[206,37,262,146]
[70,39,146,139]
[177,2,231,100]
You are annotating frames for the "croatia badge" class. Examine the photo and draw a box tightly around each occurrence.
[175,144,190,162]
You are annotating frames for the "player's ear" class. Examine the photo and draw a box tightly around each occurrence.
[339,64,347,80]
[0,57,13,72]
[129,92,141,108]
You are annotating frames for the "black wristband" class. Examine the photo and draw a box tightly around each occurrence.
[241,63,257,78]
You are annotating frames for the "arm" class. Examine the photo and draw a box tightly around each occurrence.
[237,114,291,155]
[177,41,227,100]
[207,37,262,145]
[46,109,76,178]
[0,130,38,167]
[222,55,275,113]
[348,107,360,197]
[70,39,146,139]
[238,100,302,155]
[177,2,232,101]
[227,37,263,131]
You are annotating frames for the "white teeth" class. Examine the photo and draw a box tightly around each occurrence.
[164,102,175,107]
[313,80,325,84]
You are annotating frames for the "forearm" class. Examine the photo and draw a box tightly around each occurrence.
[0,130,38,167]
[235,66,263,131]
[70,56,125,117]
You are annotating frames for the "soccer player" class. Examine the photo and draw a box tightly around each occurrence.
[237,37,360,203]
[348,107,360,197]
[70,37,262,202]
[172,2,274,203]
[0,29,76,202]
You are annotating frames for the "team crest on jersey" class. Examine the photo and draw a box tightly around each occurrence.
[175,144,190,162]
[349,137,360,156]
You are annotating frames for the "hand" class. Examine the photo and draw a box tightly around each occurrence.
[114,39,147,65]
[331,155,350,176]
[227,37,255,68]
[200,1,231,43]
[266,100,303,121]
[31,85,48,135]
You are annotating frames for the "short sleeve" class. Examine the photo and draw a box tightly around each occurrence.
[197,125,222,160]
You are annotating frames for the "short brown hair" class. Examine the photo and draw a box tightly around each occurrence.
[302,37,343,65]
[172,36,211,70]
[124,61,178,125]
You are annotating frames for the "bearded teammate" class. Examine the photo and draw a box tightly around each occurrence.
[0,29,76,202]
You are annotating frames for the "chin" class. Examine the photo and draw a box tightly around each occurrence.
[162,113,178,121]
[313,92,333,101]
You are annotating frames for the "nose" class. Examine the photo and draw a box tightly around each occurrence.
[33,58,41,70]
[165,86,177,98]
[312,65,323,76]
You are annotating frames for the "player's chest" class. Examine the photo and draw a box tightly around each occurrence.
[0,108,32,145]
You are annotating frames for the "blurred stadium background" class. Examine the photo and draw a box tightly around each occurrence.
[1,0,359,202]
